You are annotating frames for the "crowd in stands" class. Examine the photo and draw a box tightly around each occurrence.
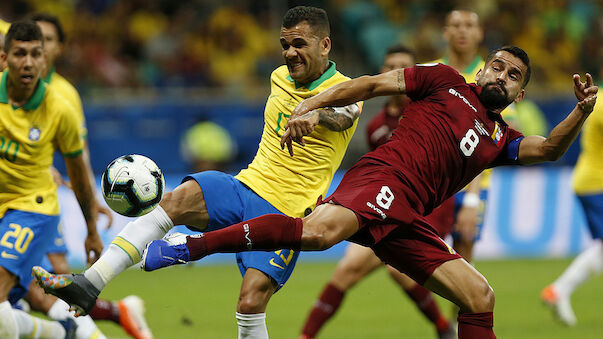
[0,0,600,97]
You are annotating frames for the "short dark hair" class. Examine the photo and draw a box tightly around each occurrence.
[282,6,330,38]
[486,46,531,87]
[4,21,43,53]
[30,13,65,43]
[385,44,415,59]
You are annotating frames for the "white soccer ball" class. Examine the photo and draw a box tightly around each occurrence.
[101,154,165,217]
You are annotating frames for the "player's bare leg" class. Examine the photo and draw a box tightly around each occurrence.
[235,269,276,338]
[300,243,382,338]
[424,259,495,339]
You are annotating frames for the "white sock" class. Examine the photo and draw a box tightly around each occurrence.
[554,239,603,297]
[47,299,107,339]
[0,301,18,339]
[85,206,174,290]
[12,308,66,339]
[236,312,269,339]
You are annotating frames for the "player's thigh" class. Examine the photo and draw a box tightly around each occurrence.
[46,253,69,274]
[0,266,17,301]
[0,210,57,303]
[424,258,494,313]
[331,243,382,290]
[301,203,359,250]
[160,179,209,229]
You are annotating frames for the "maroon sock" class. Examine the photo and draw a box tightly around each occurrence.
[89,299,120,324]
[457,312,495,339]
[404,284,450,333]
[186,214,303,260]
[300,283,345,338]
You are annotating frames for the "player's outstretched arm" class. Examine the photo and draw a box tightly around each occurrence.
[518,73,598,165]
[281,69,405,154]
[64,154,103,264]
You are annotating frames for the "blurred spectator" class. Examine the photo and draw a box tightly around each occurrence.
[181,120,236,172]
[0,0,599,95]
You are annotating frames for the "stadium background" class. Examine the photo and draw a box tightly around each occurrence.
[1,0,602,337]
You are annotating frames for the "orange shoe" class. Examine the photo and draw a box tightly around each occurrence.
[541,285,576,326]
[117,295,153,339]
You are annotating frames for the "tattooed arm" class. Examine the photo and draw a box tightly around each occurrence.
[317,104,361,131]
[281,69,405,154]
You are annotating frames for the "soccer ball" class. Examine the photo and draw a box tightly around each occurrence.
[101,154,165,217]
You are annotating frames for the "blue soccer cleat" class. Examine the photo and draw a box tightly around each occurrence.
[141,233,190,271]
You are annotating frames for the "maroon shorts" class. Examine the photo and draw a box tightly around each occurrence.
[425,196,455,237]
[322,158,461,285]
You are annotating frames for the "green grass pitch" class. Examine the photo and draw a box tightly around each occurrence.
[90,258,603,338]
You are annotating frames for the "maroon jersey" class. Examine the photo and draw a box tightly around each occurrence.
[366,105,403,151]
[365,63,523,215]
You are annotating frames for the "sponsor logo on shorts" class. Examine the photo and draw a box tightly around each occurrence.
[243,223,252,249]
[1,251,18,260]
[366,201,387,220]
[269,258,284,269]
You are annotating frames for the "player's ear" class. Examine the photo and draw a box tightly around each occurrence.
[475,69,482,83]
[513,89,525,103]
[320,36,331,56]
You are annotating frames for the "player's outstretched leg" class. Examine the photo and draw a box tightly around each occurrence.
[32,266,100,316]
[142,204,359,269]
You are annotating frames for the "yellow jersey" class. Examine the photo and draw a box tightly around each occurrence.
[573,100,603,194]
[0,71,83,217]
[42,67,87,138]
[236,62,361,218]
[433,56,518,189]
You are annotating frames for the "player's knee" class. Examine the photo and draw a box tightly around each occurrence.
[237,285,273,314]
[465,280,495,313]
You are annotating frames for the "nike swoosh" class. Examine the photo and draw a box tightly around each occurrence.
[269,258,284,270]
[1,251,18,259]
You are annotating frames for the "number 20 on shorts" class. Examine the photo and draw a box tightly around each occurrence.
[0,223,34,254]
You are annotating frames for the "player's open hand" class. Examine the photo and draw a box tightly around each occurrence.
[84,232,103,265]
[573,73,598,114]
[280,110,320,156]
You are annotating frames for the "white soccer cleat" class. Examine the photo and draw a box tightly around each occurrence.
[541,285,577,326]
[117,295,153,339]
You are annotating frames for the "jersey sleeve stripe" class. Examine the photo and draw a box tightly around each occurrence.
[63,149,83,158]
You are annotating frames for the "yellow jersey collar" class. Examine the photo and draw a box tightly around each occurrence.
[440,55,483,75]
[0,71,47,110]
[286,60,337,91]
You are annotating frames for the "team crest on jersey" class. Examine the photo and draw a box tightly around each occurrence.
[491,122,503,145]
[28,127,41,141]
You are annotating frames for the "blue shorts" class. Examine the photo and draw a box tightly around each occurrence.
[184,171,299,292]
[39,220,68,273]
[452,190,488,242]
[0,210,59,304]
[577,193,603,239]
